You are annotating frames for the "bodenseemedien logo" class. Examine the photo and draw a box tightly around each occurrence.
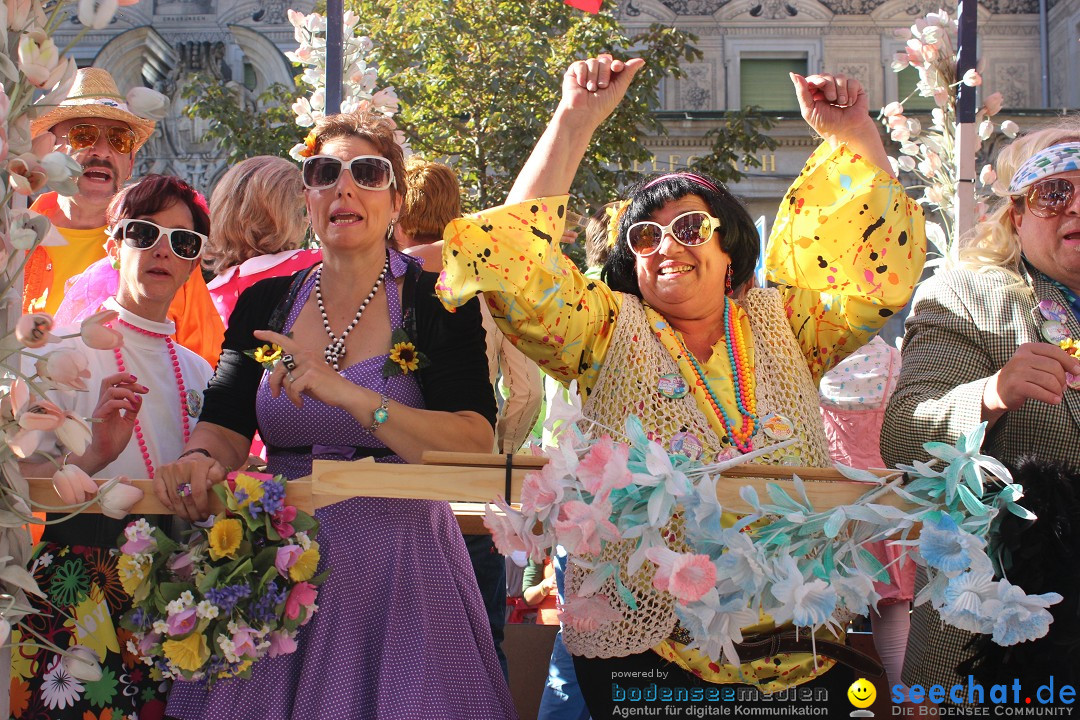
[848,678,876,717]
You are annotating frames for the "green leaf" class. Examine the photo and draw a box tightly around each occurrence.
[158,582,190,604]
[197,565,224,594]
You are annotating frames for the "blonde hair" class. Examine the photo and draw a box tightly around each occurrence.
[397,156,461,241]
[958,116,1080,273]
[207,156,306,275]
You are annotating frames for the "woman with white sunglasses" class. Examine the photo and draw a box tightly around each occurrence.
[15,174,214,719]
[438,56,926,714]
[882,119,1080,693]
[159,112,514,719]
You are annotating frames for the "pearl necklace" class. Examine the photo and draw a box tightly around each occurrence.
[666,297,759,453]
[111,318,191,479]
[316,256,389,371]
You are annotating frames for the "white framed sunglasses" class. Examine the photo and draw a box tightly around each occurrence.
[301,154,396,191]
[111,218,206,260]
[626,210,722,257]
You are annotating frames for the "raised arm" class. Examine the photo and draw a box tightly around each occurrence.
[506,55,644,204]
[790,73,894,178]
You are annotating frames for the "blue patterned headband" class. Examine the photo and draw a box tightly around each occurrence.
[1008,142,1080,194]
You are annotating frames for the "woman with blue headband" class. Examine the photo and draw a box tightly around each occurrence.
[883,118,1080,693]
[440,55,926,714]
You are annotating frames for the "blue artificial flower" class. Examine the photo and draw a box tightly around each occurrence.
[918,513,985,575]
[989,579,1062,646]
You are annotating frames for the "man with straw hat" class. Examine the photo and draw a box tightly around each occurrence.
[24,67,224,367]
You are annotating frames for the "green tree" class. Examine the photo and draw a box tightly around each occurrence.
[350,0,702,211]
[692,106,779,185]
[181,76,299,164]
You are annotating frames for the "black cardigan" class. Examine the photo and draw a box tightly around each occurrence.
[201,265,496,440]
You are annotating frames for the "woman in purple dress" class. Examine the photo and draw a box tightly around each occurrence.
[154,111,516,719]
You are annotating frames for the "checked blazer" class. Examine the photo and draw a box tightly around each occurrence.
[881,260,1080,691]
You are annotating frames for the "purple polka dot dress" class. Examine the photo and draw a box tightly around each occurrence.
[166,255,518,720]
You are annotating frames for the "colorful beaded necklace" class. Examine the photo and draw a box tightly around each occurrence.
[666,296,759,453]
[110,318,191,479]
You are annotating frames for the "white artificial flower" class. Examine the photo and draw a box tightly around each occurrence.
[961,69,981,87]
[897,156,917,173]
[1001,120,1020,138]
[77,0,118,29]
[979,164,997,186]
[126,86,169,120]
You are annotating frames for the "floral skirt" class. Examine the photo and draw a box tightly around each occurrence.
[10,542,168,720]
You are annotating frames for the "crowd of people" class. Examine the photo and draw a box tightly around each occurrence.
[9,48,1080,719]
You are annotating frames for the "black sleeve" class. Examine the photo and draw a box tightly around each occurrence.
[414,272,497,429]
[199,275,295,438]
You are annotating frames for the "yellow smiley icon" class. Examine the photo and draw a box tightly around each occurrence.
[848,678,877,709]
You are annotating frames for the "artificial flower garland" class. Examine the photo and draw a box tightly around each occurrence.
[485,388,1059,666]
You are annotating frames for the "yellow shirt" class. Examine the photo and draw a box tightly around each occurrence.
[438,142,926,690]
[45,226,108,316]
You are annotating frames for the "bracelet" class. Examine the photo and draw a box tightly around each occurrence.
[178,448,212,461]
[370,394,390,433]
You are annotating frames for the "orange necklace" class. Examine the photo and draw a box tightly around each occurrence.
[666,297,758,453]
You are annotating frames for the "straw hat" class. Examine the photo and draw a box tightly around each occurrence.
[31,68,157,152]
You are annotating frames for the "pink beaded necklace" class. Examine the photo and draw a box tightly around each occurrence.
[110,317,191,479]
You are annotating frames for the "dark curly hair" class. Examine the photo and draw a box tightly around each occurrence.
[107,174,210,237]
[600,173,759,299]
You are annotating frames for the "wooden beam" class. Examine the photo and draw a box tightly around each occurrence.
[25,454,911,535]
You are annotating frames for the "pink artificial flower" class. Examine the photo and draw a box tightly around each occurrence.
[483,499,528,556]
[577,436,632,499]
[36,348,91,391]
[231,626,258,658]
[7,156,47,195]
[137,631,160,656]
[14,313,56,348]
[17,400,65,432]
[983,92,1004,117]
[79,309,123,350]
[646,546,717,604]
[5,428,42,459]
[962,69,982,87]
[554,499,620,556]
[121,526,155,555]
[272,505,297,538]
[52,464,98,504]
[519,466,565,517]
[285,582,318,621]
[275,545,304,577]
[267,631,297,658]
[166,607,197,637]
[167,550,195,578]
[882,101,905,117]
[559,594,624,633]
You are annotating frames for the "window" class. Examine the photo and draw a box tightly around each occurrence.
[740,58,807,112]
[896,67,936,111]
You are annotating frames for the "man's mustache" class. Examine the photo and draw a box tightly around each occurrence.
[81,158,117,175]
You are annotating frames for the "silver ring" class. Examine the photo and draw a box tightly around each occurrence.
[286,370,296,383]
[281,354,297,372]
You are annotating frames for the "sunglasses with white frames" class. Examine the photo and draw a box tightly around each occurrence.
[111,218,206,260]
[626,210,722,257]
[301,155,397,191]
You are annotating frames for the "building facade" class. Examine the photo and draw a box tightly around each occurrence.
[54,0,1079,217]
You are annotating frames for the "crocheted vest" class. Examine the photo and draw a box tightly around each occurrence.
[566,288,830,658]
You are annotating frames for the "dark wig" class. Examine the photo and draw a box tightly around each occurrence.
[106,174,211,237]
[600,172,759,298]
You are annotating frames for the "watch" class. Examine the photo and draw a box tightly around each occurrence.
[370,394,390,433]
